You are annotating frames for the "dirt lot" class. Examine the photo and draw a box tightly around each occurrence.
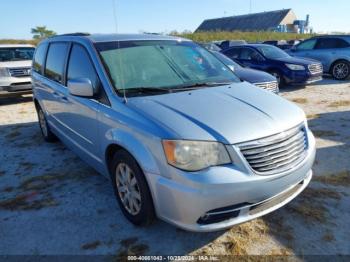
[0,79,349,257]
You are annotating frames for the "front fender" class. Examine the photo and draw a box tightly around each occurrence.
[105,129,161,176]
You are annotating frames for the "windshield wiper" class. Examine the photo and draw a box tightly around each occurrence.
[118,87,171,96]
[173,81,233,90]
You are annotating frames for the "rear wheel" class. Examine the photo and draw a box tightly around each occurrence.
[331,60,350,80]
[37,106,57,142]
[110,150,155,226]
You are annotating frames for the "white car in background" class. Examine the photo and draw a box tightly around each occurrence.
[0,44,35,96]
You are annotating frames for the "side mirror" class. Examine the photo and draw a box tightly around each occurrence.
[67,78,94,97]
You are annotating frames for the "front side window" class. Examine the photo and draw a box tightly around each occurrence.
[95,40,239,95]
[45,42,69,83]
[296,39,317,51]
[0,47,35,62]
[67,44,100,90]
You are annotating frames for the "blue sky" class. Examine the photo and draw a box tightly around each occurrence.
[1,0,349,39]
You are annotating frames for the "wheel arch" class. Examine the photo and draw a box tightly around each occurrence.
[104,131,161,177]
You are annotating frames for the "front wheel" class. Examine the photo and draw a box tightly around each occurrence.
[110,150,155,226]
[331,60,350,80]
[269,70,285,87]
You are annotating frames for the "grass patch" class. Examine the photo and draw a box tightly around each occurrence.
[291,98,308,104]
[328,100,350,108]
[81,241,101,250]
[312,130,338,138]
[307,114,320,120]
[175,31,314,43]
[322,232,335,242]
[5,130,21,140]
[0,193,58,211]
[116,240,149,260]
[286,186,342,224]
[313,170,350,187]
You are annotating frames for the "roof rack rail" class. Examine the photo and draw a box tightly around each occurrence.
[50,33,90,38]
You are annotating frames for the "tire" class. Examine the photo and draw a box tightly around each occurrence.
[331,60,350,80]
[269,70,286,87]
[110,150,155,226]
[36,106,57,142]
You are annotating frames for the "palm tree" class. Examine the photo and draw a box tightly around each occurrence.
[31,26,56,40]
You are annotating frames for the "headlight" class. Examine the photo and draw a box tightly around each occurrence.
[0,68,10,77]
[285,64,305,71]
[162,140,231,171]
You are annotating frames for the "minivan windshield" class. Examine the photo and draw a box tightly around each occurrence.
[0,47,35,62]
[256,45,290,60]
[95,40,240,95]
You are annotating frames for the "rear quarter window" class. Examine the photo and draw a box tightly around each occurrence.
[33,43,48,74]
[45,42,69,83]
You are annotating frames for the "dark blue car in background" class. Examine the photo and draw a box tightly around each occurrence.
[221,44,323,86]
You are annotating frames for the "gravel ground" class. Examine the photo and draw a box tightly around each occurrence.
[0,78,349,257]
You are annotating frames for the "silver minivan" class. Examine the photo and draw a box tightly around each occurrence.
[32,34,315,232]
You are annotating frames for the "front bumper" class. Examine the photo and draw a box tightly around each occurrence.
[284,70,323,85]
[0,83,32,95]
[147,130,316,232]
[0,77,32,95]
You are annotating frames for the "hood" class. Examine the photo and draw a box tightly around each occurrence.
[235,67,276,84]
[0,60,32,68]
[128,82,305,144]
[276,56,318,65]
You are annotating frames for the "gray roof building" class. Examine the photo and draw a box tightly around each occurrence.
[196,9,298,32]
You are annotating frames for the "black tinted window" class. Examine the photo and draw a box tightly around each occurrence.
[223,48,241,59]
[240,48,258,60]
[67,44,100,90]
[315,38,350,49]
[45,43,69,83]
[33,43,47,74]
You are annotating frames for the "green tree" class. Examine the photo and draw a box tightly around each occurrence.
[31,26,56,40]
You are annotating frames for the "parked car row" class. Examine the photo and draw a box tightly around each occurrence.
[202,35,350,85]
[30,33,316,232]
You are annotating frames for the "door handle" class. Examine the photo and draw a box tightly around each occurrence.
[61,96,68,101]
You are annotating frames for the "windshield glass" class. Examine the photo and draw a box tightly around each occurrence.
[256,45,290,59]
[95,40,240,94]
[0,47,35,62]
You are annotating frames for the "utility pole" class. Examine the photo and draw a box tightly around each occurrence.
[249,0,252,14]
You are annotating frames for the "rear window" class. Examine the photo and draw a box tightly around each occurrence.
[0,47,35,62]
[45,42,69,83]
[33,43,48,74]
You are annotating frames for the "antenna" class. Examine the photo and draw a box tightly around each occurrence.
[249,0,252,14]
[112,0,127,103]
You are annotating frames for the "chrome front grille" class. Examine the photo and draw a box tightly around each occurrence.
[238,124,307,175]
[308,63,323,75]
[9,67,31,77]
[254,81,279,93]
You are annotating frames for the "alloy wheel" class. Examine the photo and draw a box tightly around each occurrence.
[115,163,142,215]
[333,62,349,80]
